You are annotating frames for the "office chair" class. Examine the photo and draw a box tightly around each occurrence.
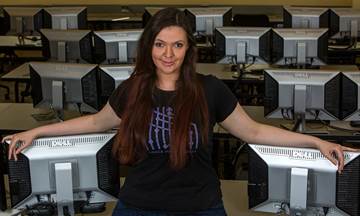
[232,14,270,27]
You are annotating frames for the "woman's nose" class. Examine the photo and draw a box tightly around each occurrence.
[163,46,174,58]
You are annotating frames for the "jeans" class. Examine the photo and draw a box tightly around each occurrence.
[112,200,227,216]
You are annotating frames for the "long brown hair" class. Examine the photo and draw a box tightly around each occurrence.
[112,8,209,169]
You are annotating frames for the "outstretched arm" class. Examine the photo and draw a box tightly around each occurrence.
[220,103,359,173]
[2,102,121,160]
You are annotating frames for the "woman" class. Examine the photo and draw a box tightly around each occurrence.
[2,8,357,215]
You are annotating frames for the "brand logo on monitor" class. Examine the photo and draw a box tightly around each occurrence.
[51,140,74,147]
[291,151,315,160]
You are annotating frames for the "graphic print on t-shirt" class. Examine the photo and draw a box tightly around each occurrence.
[147,106,199,153]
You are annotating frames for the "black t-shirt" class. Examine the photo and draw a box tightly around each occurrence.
[108,74,237,212]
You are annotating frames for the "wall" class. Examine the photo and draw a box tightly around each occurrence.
[0,0,352,6]
[353,0,360,8]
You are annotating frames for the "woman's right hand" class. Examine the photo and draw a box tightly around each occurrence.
[1,131,37,161]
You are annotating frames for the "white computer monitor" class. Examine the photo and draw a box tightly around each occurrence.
[184,7,232,37]
[283,6,329,29]
[215,27,272,65]
[3,7,44,36]
[93,29,143,64]
[40,29,93,63]
[248,144,360,216]
[271,28,329,66]
[29,61,100,115]
[43,7,87,30]
[6,133,120,215]
[329,8,360,41]
[264,69,341,132]
[98,65,134,106]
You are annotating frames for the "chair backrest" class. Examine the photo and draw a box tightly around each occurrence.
[232,14,270,27]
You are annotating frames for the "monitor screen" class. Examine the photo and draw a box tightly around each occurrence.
[93,29,143,64]
[6,132,120,215]
[283,6,329,29]
[264,69,341,122]
[272,28,328,66]
[340,72,360,121]
[184,7,232,37]
[215,27,272,65]
[329,8,360,39]
[43,7,87,30]
[98,65,134,107]
[248,144,360,216]
[40,28,93,63]
[29,61,100,114]
[3,7,44,36]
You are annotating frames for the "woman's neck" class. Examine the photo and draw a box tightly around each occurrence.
[156,73,179,91]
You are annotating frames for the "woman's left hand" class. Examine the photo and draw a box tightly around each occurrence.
[317,140,359,173]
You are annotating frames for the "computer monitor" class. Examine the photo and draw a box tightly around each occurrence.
[283,6,329,29]
[29,61,100,117]
[329,8,360,47]
[3,7,44,36]
[248,144,360,216]
[43,7,87,30]
[6,132,120,215]
[329,8,360,44]
[184,7,232,37]
[272,28,328,66]
[264,69,341,132]
[143,7,164,27]
[40,28,93,63]
[340,72,360,121]
[98,65,134,107]
[215,27,272,65]
[93,29,143,64]
[143,7,186,28]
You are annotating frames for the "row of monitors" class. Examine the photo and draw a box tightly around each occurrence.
[39,28,142,64]
[41,27,328,67]
[264,69,360,121]
[216,27,328,66]
[2,7,88,35]
[284,6,360,39]
[3,5,360,39]
[29,62,134,113]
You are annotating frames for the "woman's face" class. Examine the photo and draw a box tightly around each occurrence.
[152,26,189,78]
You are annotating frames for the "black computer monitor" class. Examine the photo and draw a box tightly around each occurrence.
[93,29,143,64]
[3,7,44,36]
[215,27,272,65]
[340,72,360,121]
[6,132,120,215]
[185,7,232,37]
[142,7,164,28]
[264,69,341,132]
[29,61,100,117]
[329,8,360,45]
[40,29,93,63]
[283,6,329,29]
[248,144,360,216]
[271,28,328,67]
[43,7,87,30]
[98,65,134,107]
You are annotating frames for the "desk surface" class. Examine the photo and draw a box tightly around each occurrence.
[0,36,42,48]
[0,103,80,134]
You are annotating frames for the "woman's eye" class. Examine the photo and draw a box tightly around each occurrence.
[175,43,184,48]
[154,42,163,47]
